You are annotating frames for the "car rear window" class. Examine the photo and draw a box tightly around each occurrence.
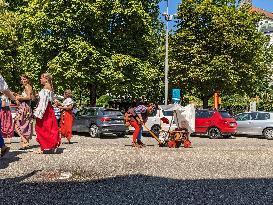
[101,110,123,116]
[162,110,173,116]
[196,110,213,118]
[219,111,232,118]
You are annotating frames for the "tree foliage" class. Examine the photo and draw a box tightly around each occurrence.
[0,0,20,90]
[1,0,164,104]
[171,0,273,107]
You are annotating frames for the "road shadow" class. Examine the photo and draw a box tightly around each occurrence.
[43,148,66,155]
[0,150,26,169]
[99,135,128,139]
[235,135,266,140]
[62,141,79,145]
[0,174,273,204]
[74,132,129,139]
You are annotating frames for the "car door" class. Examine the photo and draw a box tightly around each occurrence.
[234,113,251,135]
[195,110,213,133]
[75,108,97,132]
[250,112,270,135]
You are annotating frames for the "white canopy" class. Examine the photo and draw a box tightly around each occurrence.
[166,104,195,134]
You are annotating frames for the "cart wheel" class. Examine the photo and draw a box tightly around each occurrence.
[151,124,161,137]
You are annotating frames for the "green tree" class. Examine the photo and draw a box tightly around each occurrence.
[0,0,20,89]
[170,0,273,108]
[15,0,163,105]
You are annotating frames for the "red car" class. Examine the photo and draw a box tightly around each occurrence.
[194,110,237,139]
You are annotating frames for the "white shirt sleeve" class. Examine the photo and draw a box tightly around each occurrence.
[34,89,50,119]
[0,75,8,92]
[2,95,10,106]
[63,98,73,107]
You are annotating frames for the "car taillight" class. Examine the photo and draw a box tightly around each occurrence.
[161,117,169,124]
[100,117,111,122]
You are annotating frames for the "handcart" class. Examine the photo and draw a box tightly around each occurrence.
[149,104,195,148]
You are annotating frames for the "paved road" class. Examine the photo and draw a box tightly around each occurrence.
[1,135,273,204]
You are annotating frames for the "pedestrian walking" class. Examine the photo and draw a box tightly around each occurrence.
[53,102,61,126]
[126,102,155,147]
[14,75,33,149]
[0,93,14,144]
[58,90,74,144]
[34,73,61,154]
[0,74,15,157]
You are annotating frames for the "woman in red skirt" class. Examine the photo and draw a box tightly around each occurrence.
[33,73,61,154]
[58,89,74,144]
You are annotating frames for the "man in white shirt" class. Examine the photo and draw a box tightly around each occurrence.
[0,75,15,157]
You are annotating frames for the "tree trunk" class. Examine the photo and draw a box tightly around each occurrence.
[202,96,210,109]
[89,83,97,107]
[79,89,82,107]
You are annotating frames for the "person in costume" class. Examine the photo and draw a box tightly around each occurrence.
[0,75,16,157]
[58,90,74,144]
[14,75,33,149]
[0,93,14,144]
[34,73,61,154]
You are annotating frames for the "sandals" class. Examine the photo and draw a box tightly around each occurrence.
[19,144,30,150]
[1,146,10,157]
[132,142,142,148]
[20,140,30,150]
[33,149,43,154]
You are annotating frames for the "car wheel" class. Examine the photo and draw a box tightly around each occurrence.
[208,127,222,139]
[151,124,161,137]
[89,124,100,138]
[263,128,273,140]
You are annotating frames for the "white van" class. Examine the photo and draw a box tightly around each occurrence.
[129,105,177,136]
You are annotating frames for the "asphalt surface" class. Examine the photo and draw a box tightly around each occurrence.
[1,134,273,204]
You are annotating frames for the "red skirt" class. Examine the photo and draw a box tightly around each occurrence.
[59,110,73,140]
[0,107,14,138]
[35,103,61,151]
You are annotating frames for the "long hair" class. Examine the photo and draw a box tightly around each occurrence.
[21,74,32,86]
[64,89,72,98]
[42,73,54,90]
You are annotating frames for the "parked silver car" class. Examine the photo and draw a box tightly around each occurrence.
[234,111,273,139]
[72,107,128,138]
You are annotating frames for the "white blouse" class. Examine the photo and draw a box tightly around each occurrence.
[62,97,73,107]
[34,89,55,119]
[1,95,10,107]
[0,75,8,92]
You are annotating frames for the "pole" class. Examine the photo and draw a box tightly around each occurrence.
[164,0,169,105]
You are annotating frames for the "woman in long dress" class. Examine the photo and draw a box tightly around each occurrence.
[58,90,74,144]
[14,75,33,149]
[0,93,14,144]
[0,75,16,157]
[34,73,61,154]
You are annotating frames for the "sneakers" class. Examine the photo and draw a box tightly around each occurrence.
[132,140,146,148]
[1,146,10,157]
